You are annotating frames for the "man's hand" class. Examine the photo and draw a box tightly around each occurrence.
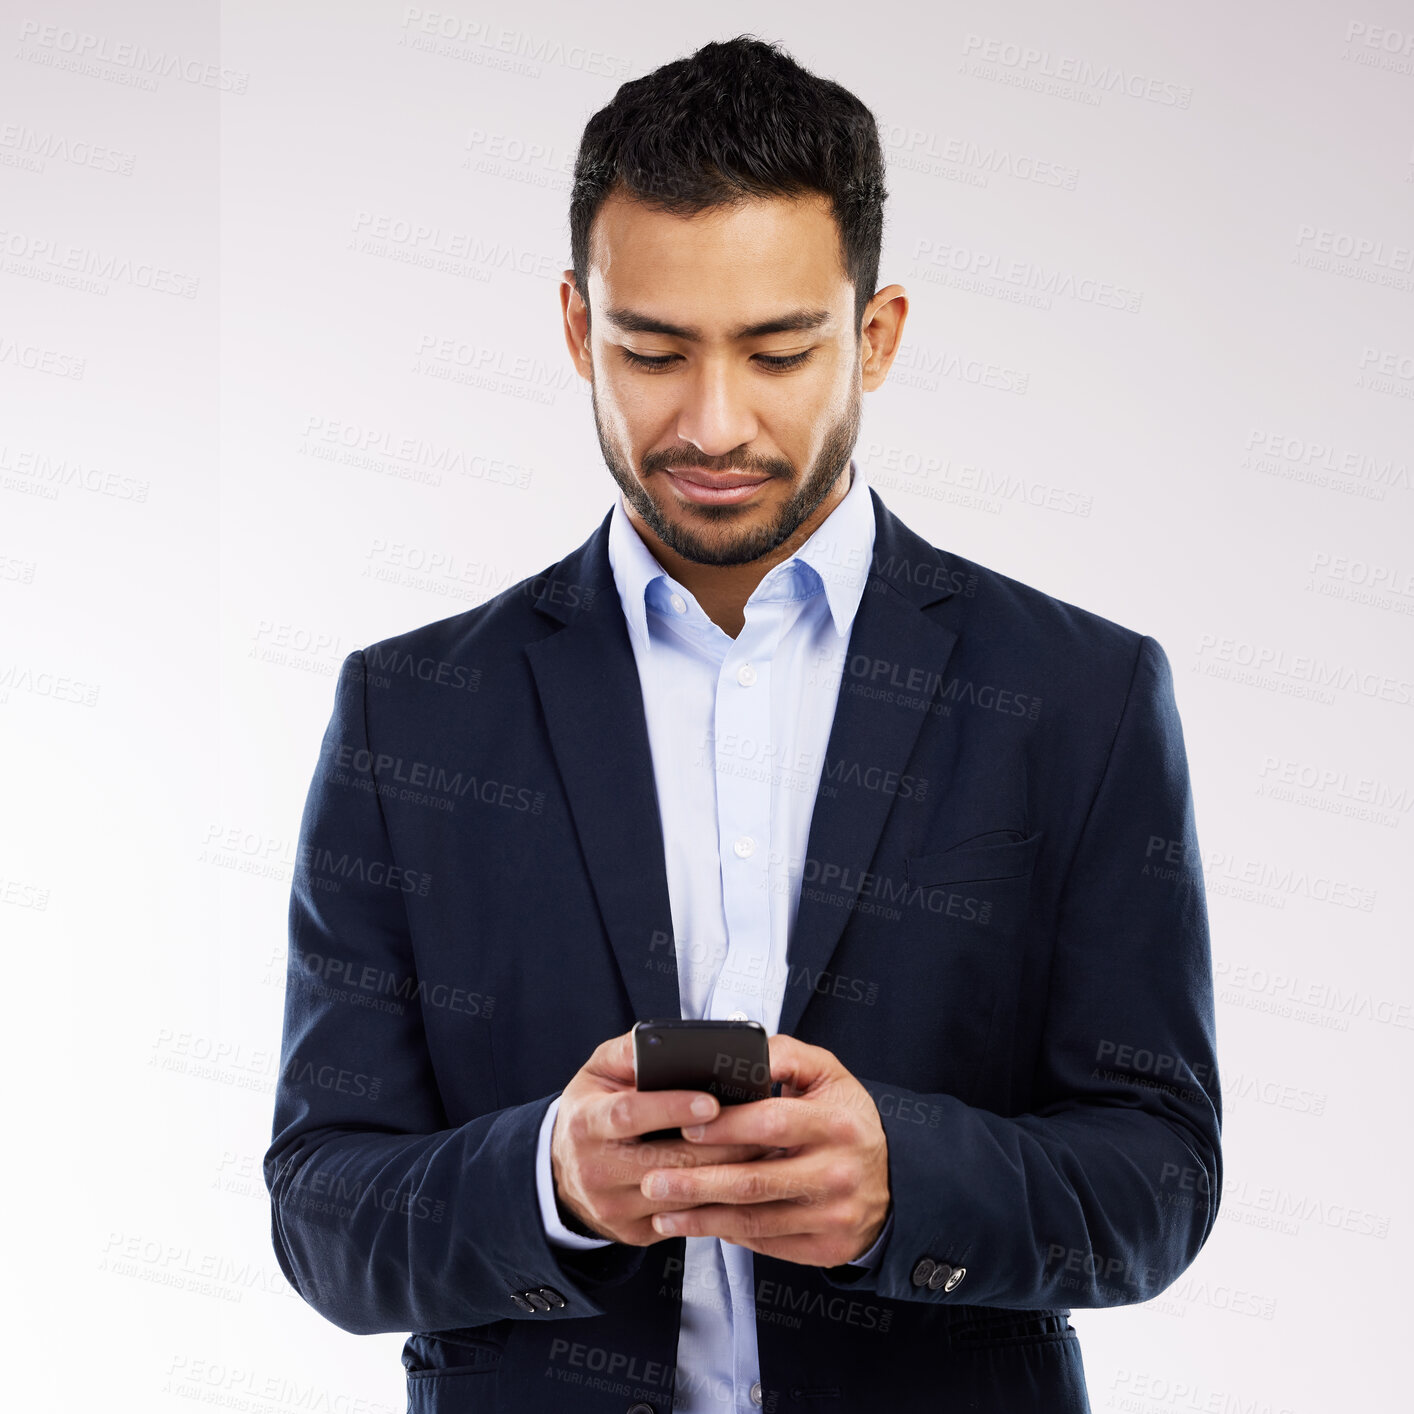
[638,1034,891,1267]
[550,1030,781,1245]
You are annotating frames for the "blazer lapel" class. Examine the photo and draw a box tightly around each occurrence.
[525,513,683,1026]
[775,489,961,1037]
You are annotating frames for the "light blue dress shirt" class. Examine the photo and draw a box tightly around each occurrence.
[533,458,894,1411]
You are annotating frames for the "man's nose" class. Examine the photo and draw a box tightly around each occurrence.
[673,360,759,458]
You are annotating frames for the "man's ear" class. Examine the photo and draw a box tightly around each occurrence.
[859,284,909,392]
[559,270,593,381]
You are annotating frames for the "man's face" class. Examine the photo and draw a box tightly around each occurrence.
[562,189,867,567]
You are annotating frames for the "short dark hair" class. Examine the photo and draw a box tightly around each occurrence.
[569,34,888,341]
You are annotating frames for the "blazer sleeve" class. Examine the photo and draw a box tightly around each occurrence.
[263,649,644,1335]
[823,633,1222,1308]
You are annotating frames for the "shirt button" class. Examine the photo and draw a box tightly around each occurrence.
[736,662,757,686]
[733,835,755,858]
[669,593,687,614]
[750,1381,764,1406]
[727,1010,749,1021]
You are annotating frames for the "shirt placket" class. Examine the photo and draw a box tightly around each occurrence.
[706,594,790,1413]
[707,596,783,1025]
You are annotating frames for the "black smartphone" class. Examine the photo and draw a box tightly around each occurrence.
[632,1018,772,1142]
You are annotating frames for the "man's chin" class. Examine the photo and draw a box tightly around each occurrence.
[663,528,772,567]
[646,505,786,567]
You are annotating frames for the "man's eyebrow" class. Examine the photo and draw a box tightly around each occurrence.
[603,306,833,341]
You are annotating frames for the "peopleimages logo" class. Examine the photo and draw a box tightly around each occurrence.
[298,1169,447,1223]
[959,33,1193,108]
[329,743,546,814]
[397,9,633,79]
[0,224,200,297]
[295,846,433,896]
[911,237,1143,312]
[1194,634,1414,706]
[16,20,251,92]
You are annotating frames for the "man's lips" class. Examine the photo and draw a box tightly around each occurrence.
[665,465,772,488]
[661,466,773,506]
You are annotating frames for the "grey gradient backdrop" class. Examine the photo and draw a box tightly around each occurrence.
[3,3,1412,1411]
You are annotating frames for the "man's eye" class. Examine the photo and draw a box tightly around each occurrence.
[618,349,813,371]
[620,350,679,370]
[756,351,812,371]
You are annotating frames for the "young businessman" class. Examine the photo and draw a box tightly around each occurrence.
[265,35,1222,1414]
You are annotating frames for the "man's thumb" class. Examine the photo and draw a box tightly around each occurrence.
[588,1028,638,1082]
[768,1034,829,1093]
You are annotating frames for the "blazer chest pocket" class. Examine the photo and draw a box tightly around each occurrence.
[905,829,1042,888]
[890,830,1043,1083]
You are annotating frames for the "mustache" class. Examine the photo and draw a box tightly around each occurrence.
[643,454,789,477]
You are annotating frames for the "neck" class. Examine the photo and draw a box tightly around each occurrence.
[628,465,851,638]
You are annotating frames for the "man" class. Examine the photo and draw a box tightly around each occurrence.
[265,35,1222,1414]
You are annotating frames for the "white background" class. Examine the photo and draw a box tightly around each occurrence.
[3,3,1411,1411]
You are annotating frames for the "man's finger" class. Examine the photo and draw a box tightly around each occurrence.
[766,1033,835,1093]
[641,1156,828,1209]
[591,1087,721,1143]
[649,1197,828,1244]
[586,1030,638,1082]
[592,1140,779,1190]
[677,1095,825,1150]
[636,1140,780,1169]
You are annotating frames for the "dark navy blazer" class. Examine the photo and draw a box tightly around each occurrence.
[265,488,1222,1413]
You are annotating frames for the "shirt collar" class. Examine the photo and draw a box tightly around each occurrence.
[608,457,875,654]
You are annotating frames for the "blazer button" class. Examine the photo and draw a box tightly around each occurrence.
[626,1404,657,1413]
[509,1292,536,1312]
[910,1257,936,1288]
[944,1266,966,1292]
[524,1290,552,1311]
[534,1285,567,1308]
[926,1262,953,1290]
